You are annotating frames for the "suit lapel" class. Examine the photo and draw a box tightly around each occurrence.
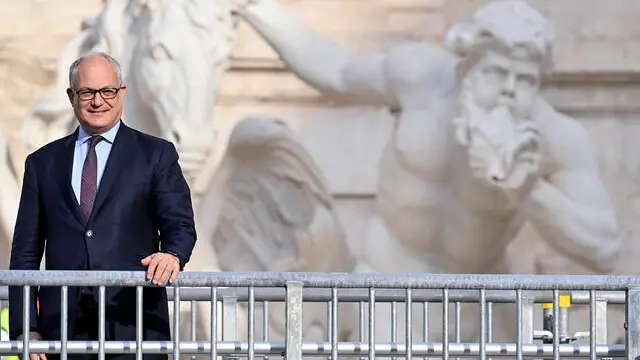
[57,128,85,225]
[89,123,135,221]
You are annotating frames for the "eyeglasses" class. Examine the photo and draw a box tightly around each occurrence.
[75,87,122,101]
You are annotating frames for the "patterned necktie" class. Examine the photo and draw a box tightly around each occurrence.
[80,135,103,219]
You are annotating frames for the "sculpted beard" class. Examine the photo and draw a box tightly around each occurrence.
[453,78,541,189]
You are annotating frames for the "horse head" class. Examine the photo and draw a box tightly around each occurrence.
[125,0,236,183]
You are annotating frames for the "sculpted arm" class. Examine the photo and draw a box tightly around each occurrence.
[239,0,398,106]
[8,155,46,339]
[521,118,620,273]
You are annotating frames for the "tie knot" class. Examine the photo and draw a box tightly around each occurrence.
[88,135,103,148]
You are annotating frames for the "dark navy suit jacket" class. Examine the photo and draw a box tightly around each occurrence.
[8,122,197,342]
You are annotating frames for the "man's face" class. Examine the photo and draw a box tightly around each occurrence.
[470,50,541,120]
[66,56,127,134]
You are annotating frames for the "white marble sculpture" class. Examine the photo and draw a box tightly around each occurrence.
[190,116,358,343]
[0,131,19,270]
[237,0,623,342]
[20,0,238,184]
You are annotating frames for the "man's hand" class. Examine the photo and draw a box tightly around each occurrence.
[16,331,46,360]
[141,253,180,286]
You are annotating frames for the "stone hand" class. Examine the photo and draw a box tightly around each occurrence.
[141,252,181,286]
[468,121,542,204]
[468,122,540,180]
[501,121,542,190]
[481,151,541,207]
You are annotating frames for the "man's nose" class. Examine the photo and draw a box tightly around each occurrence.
[90,93,105,106]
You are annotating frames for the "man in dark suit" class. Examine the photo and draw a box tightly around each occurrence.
[8,51,197,360]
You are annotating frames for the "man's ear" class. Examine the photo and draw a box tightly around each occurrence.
[119,83,127,98]
[66,88,74,105]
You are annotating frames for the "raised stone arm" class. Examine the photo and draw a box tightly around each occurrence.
[238,0,397,106]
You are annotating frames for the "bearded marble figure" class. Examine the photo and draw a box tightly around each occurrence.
[235,0,622,342]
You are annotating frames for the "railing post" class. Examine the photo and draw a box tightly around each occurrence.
[595,297,608,345]
[521,292,535,344]
[286,281,303,360]
[221,294,238,360]
[626,286,640,360]
[221,295,238,342]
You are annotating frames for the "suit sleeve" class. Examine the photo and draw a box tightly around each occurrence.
[8,154,46,339]
[153,141,197,270]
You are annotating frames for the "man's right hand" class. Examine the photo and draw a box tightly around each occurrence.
[15,332,47,360]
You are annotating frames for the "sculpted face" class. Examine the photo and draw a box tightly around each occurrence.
[67,55,126,134]
[454,50,543,188]
[443,0,554,188]
[471,50,541,120]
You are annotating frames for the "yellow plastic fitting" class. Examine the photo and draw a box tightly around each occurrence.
[542,295,571,309]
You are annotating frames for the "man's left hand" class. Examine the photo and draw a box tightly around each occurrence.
[141,253,180,285]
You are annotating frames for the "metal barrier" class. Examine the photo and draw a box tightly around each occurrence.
[0,270,637,360]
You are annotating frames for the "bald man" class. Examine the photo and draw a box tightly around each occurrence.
[8,52,197,360]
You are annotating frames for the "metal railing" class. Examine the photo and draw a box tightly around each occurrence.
[0,271,637,360]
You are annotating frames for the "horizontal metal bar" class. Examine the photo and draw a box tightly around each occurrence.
[0,286,626,304]
[0,286,627,304]
[571,291,622,303]
[0,341,625,357]
[1,270,640,290]
[163,288,626,304]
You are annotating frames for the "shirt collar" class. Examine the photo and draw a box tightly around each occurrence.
[77,120,121,145]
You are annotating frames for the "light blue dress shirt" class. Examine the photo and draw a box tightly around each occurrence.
[71,121,121,204]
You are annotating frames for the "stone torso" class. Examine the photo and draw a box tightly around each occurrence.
[374,44,552,273]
